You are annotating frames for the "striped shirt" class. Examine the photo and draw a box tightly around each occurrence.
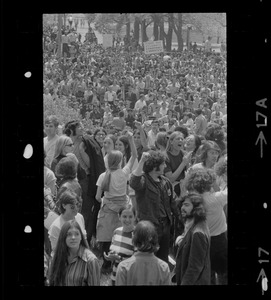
[109,227,134,285]
[64,245,100,286]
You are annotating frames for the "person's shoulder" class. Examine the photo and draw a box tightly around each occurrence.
[81,247,98,262]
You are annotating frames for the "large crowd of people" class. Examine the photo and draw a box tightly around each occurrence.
[43,18,227,286]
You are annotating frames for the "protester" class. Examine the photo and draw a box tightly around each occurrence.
[174,193,211,285]
[95,132,137,273]
[184,168,227,285]
[115,220,171,285]
[130,151,179,264]
[44,115,59,168]
[104,205,136,285]
[43,21,227,284]
[48,189,86,256]
[49,219,100,286]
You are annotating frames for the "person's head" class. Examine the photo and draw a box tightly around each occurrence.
[115,135,131,160]
[174,126,188,139]
[184,134,202,153]
[143,150,167,175]
[200,140,221,167]
[132,220,159,253]
[214,155,227,184]
[107,150,123,171]
[151,120,159,133]
[195,108,202,116]
[57,189,81,216]
[55,156,77,181]
[205,123,225,151]
[155,132,168,152]
[103,134,117,154]
[180,193,207,224]
[118,111,125,119]
[44,115,59,137]
[166,131,185,153]
[57,179,82,211]
[118,204,136,232]
[53,135,74,158]
[49,219,88,286]
[184,168,216,194]
[93,128,107,147]
[64,120,84,137]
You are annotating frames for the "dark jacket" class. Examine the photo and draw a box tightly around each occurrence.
[130,173,178,227]
[81,135,105,197]
[175,223,211,285]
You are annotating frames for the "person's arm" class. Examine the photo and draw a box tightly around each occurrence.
[87,256,101,286]
[125,132,137,171]
[79,142,90,168]
[134,121,148,149]
[164,151,192,183]
[194,117,200,134]
[132,152,149,177]
[95,186,103,203]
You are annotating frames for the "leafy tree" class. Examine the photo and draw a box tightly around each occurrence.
[44,96,81,126]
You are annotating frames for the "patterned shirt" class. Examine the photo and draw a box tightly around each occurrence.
[109,227,134,285]
[64,245,100,286]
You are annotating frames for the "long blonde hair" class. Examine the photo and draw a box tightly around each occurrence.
[101,150,123,192]
[166,131,183,153]
[53,135,72,159]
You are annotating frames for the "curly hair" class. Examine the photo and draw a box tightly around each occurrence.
[185,168,216,194]
[214,156,227,177]
[56,189,81,214]
[179,193,207,224]
[55,156,77,180]
[205,123,226,151]
[132,220,159,253]
[143,150,167,174]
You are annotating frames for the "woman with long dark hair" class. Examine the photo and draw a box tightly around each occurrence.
[49,219,100,286]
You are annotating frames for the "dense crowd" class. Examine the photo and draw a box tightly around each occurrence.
[43,19,227,286]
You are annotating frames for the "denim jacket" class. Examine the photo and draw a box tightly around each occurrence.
[130,173,178,226]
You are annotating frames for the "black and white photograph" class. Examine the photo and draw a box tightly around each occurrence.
[42,12,228,286]
[1,2,270,297]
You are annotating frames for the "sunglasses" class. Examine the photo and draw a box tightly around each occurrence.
[66,143,74,147]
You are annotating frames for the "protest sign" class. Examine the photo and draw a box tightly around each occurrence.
[144,40,163,55]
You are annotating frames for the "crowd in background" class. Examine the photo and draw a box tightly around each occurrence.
[43,19,227,286]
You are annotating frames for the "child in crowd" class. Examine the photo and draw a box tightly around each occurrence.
[104,205,136,285]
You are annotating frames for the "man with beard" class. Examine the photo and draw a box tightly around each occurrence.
[173,193,211,285]
[184,168,227,285]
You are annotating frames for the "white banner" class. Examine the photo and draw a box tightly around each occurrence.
[103,34,113,48]
[144,40,163,55]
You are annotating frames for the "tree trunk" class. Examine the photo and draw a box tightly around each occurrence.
[186,26,192,51]
[165,13,174,52]
[134,17,140,43]
[159,19,165,48]
[126,21,130,42]
[57,14,63,58]
[141,19,148,45]
[176,13,183,52]
[153,15,159,41]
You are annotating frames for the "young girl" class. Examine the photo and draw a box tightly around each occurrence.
[95,132,137,273]
[104,205,136,285]
[49,220,100,286]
